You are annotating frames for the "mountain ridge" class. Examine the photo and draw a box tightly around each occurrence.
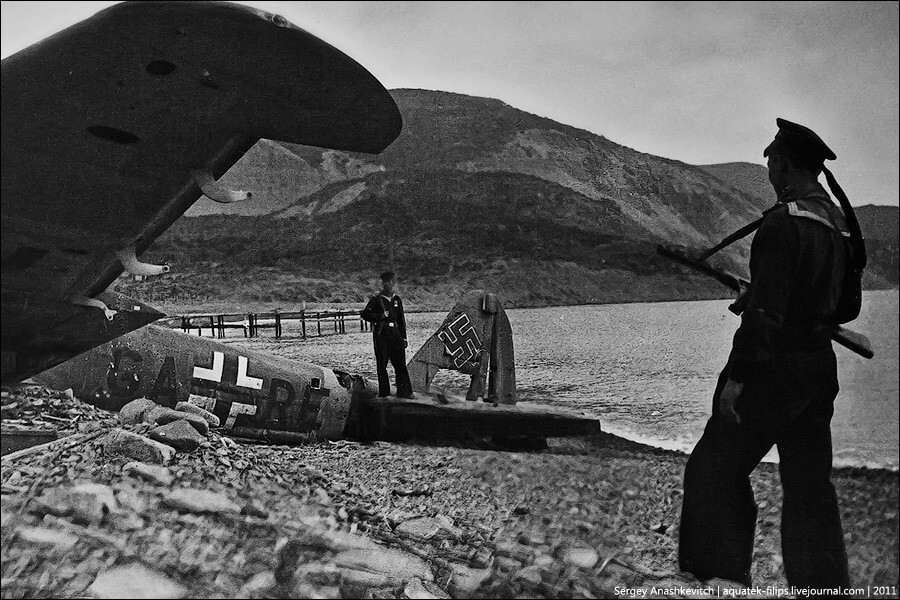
[129,89,898,310]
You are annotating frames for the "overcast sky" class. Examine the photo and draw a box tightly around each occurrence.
[2,1,898,206]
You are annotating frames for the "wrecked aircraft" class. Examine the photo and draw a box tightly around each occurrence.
[2,2,599,447]
[34,292,599,444]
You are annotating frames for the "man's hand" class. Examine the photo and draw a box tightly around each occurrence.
[718,378,744,424]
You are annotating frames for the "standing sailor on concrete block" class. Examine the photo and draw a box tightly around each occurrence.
[361,271,413,399]
[679,118,864,591]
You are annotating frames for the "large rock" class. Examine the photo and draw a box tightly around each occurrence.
[144,405,209,435]
[396,517,443,540]
[513,565,544,586]
[236,571,276,598]
[148,420,205,452]
[561,546,599,569]
[104,429,175,465]
[470,546,493,569]
[162,488,241,515]
[123,461,173,486]
[321,530,379,552]
[337,568,390,589]
[279,531,379,588]
[16,526,79,551]
[404,577,451,599]
[495,541,532,562]
[175,401,221,428]
[332,547,433,586]
[119,398,157,425]
[34,483,117,526]
[517,530,546,546]
[88,563,187,599]
[449,564,492,598]
[494,556,523,572]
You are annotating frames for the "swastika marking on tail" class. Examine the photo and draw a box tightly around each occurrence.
[437,314,482,369]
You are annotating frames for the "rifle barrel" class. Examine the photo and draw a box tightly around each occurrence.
[656,245,744,291]
[655,245,873,359]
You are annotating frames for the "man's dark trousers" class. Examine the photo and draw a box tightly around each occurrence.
[375,334,412,397]
[679,347,849,589]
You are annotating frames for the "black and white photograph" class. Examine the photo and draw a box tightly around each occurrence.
[1,1,897,598]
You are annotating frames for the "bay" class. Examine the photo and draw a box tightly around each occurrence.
[235,290,899,470]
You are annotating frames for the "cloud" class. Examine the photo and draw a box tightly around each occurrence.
[2,0,896,204]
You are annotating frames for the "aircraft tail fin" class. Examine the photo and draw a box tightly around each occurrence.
[407,290,516,404]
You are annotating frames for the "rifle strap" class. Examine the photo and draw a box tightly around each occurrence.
[698,167,865,267]
[822,165,867,270]
[697,215,765,261]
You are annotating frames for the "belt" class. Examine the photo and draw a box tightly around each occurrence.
[773,324,831,350]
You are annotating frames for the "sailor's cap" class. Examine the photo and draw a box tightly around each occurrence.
[764,118,836,163]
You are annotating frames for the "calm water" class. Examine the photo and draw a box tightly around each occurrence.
[233,291,899,470]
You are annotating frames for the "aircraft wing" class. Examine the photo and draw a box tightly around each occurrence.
[1,1,402,383]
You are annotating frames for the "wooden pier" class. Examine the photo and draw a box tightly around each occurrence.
[175,309,370,339]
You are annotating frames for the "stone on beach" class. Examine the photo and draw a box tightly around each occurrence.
[396,516,443,540]
[145,405,209,435]
[15,526,79,551]
[517,530,546,546]
[513,565,544,586]
[236,571,276,598]
[319,529,380,551]
[449,563,493,597]
[404,577,452,599]
[332,546,434,586]
[561,545,599,569]
[123,461,173,486]
[33,482,117,526]
[118,397,157,424]
[240,498,269,519]
[495,555,523,572]
[470,546,493,569]
[104,428,175,465]
[337,567,391,589]
[495,540,532,562]
[148,420,205,452]
[175,401,221,428]
[162,488,241,515]
[88,563,187,599]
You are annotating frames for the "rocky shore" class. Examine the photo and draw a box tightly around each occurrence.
[1,387,897,599]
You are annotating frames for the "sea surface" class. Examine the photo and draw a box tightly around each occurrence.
[234,290,899,470]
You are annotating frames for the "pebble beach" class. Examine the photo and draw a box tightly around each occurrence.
[1,386,897,599]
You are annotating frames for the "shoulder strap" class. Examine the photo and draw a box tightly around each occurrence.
[697,209,773,261]
[786,201,842,231]
[822,165,867,270]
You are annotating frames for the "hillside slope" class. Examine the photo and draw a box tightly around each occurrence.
[125,90,897,310]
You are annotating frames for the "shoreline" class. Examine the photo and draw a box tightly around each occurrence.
[2,387,897,598]
[150,288,899,319]
[587,425,900,475]
[3,426,897,598]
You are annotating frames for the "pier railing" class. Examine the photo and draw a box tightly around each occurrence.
[174,309,370,339]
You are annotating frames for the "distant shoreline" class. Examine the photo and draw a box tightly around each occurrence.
[153,288,899,318]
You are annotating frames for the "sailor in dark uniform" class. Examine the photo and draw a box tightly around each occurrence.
[679,119,860,590]
[361,271,413,398]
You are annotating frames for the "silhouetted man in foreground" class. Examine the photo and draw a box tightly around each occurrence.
[361,271,413,398]
[680,119,864,592]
